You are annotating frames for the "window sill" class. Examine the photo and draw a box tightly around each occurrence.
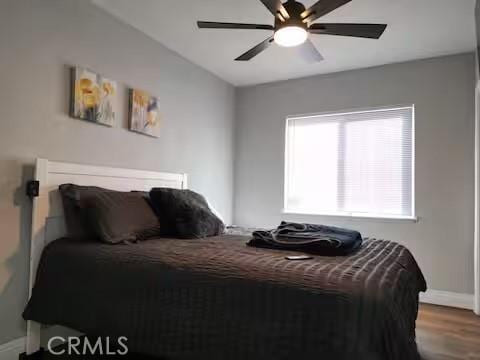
[282,210,418,223]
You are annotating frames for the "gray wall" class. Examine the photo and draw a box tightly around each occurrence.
[0,0,235,344]
[0,0,475,347]
[235,53,476,295]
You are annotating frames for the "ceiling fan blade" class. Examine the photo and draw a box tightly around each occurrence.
[235,36,274,61]
[197,21,274,30]
[301,0,351,23]
[297,39,324,63]
[258,0,290,20]
[309,23,387,39]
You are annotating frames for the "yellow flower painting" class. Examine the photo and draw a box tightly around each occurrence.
[71,67,116,126]
[129,89,161,137]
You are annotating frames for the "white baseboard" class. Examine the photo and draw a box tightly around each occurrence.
[420,289,474,310]
[0,337,25,360]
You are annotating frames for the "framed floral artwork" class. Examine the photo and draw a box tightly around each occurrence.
[70,67,116,127]
[128,89,161,137]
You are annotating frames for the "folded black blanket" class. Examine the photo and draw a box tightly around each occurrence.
[248,222,362,255]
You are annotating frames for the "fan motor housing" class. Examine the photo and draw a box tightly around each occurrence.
[275,1,307,31]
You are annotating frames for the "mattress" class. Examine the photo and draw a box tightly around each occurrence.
[24,235,426,360]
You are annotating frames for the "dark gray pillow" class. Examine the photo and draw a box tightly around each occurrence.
[84,190,161,244]
[59,184,161,244]
[149,188,224,239]
[59,184,111,239]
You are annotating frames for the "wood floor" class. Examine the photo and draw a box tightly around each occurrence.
[38,304,480,359]
[417,304,480,360]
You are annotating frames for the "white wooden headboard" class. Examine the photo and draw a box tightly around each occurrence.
[26,158,188,354]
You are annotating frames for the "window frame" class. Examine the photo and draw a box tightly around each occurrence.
[283,105,417,222]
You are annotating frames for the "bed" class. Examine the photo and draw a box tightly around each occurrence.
[23,159,426,360]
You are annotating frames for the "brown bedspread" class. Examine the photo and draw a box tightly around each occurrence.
[23,235,426,360]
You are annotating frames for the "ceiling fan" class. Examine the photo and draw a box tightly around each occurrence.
[197,0,387,62]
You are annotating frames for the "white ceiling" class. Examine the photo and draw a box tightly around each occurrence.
[92,0,476,86]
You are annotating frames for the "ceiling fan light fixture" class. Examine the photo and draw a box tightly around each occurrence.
[274,26,308,47]
[197,0,387,61]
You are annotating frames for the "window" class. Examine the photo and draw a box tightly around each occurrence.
[284,105,415,220]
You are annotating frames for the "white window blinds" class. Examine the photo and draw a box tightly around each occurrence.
[285,106,415,219]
